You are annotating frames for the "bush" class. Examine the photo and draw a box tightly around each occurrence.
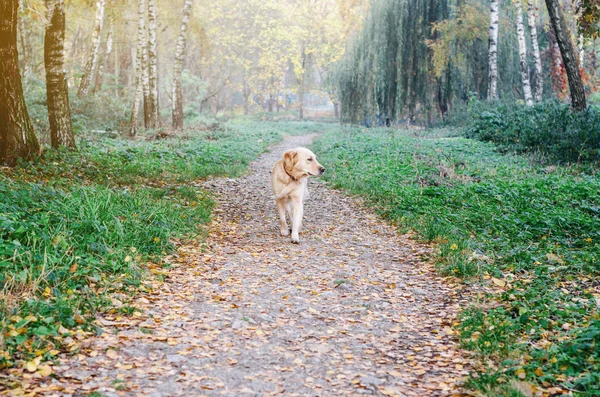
[466,101,600,165]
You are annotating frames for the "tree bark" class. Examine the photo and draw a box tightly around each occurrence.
[130,0,146,135]
[45,0,75,149]
[93,17,113,94]
[18,0,32,77]
[148,0,159,127]
[0,0,40,165]
[298,44,306,119]
[171,0,193,130]
[526,0,543,102]
[77,0,106,97]
[544,0,586,111]
[515,1,533,105]
[578,34,584,67]
[487,0,499,100]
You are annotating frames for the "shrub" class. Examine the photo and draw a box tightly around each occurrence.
[466,101,600,165]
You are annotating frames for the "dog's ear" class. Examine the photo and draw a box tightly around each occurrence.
[283,149,297,176]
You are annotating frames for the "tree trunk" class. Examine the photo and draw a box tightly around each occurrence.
[526,0,543,102]
[45,0,75,149]
[130,0,146,135]
[0,0,40,165]
[487,0,499,100]
[114,34,119,96]
[148,0,159,127]
[18,0,32,77]
[578,34,584,67]
[77,0,106,97]
[171,0,193,130]
[298,45,306,120]
[544,0,586,111]
[515,1,533,105]
[243,77,249,115]
[93,17,113,94]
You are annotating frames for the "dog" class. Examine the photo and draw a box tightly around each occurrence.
[271,147,325,243]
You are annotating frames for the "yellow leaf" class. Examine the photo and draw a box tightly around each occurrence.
[534,367,543,377]
[73,314,85,325]
[25,361,37,372]
[515,368,526,380]
[106,349,119,359]
[38,365,52,377]
[491,277,506,287]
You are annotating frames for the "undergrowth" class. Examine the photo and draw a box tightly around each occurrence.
[466,101,600,166]
[0,119,331,370]
[313,128,600,396]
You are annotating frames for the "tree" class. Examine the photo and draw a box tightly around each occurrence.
[93,17,113,94]
[526,0,543,101]
[77,0,106,97]
[515,0,533,105]
[544,0,586,111]
[488,0,499,100]
[130,0,146,135]
[172,0,193,130]
[147,0,159,126]
[0,0,40,165]
[45,0,75,149]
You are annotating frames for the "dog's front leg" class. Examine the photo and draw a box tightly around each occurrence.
[290,199,303,244]
[276,199,289,236]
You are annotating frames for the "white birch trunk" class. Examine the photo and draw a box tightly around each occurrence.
[93,18,113,93]
[172,0,193,130]
[130,0,146,135]
[77,0,106,97]
[148,0,159,126]
[526,0,543,102]
[487,0,499,100]
[516,1,533,105]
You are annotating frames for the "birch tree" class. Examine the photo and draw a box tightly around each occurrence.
[93,17,113,94]
[130,0,146,135]
[515,1,533,105]
[544,0,586,111]
[0,0,40,165]
[172,0,193,130]
[77,0,106,97]
[487,0,499,100]
[45,0,75,149]
[148,0,159,127]
[526,0,543,101]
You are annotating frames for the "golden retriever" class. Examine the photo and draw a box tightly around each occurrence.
[271,147,325,243]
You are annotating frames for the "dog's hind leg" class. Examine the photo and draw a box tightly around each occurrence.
[276,199,289,236]
[290,199,303,244]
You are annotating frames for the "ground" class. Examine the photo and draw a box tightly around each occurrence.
[28,135,471,396]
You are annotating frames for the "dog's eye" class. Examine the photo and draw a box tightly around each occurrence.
[307,158,313,162]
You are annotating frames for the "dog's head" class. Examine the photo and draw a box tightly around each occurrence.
[283,147,325,180]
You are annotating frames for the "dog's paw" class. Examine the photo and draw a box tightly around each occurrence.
[280,229,290,237]
[291,235,300,244]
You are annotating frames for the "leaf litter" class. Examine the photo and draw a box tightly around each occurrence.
[2,135,472,396]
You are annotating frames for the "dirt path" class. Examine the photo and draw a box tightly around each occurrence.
[39,134,470,396]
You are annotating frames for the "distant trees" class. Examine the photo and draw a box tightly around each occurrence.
[0,0,40,165]
[336,0,593,124]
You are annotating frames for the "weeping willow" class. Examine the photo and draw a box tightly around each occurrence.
[335,0,531,125]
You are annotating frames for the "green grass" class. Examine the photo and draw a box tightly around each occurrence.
[0,118,331,370]
[313,127,600,396]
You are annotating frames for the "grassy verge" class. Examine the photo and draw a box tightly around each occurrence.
[0,119,331,372]
[313,127,600,396]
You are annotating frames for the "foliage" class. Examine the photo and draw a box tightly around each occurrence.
[467,101,600,165]
[313,127,600,395]
[0,119,327,368]
[576,0,600,39]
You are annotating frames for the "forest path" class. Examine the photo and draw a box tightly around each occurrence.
[45,134,470,396]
